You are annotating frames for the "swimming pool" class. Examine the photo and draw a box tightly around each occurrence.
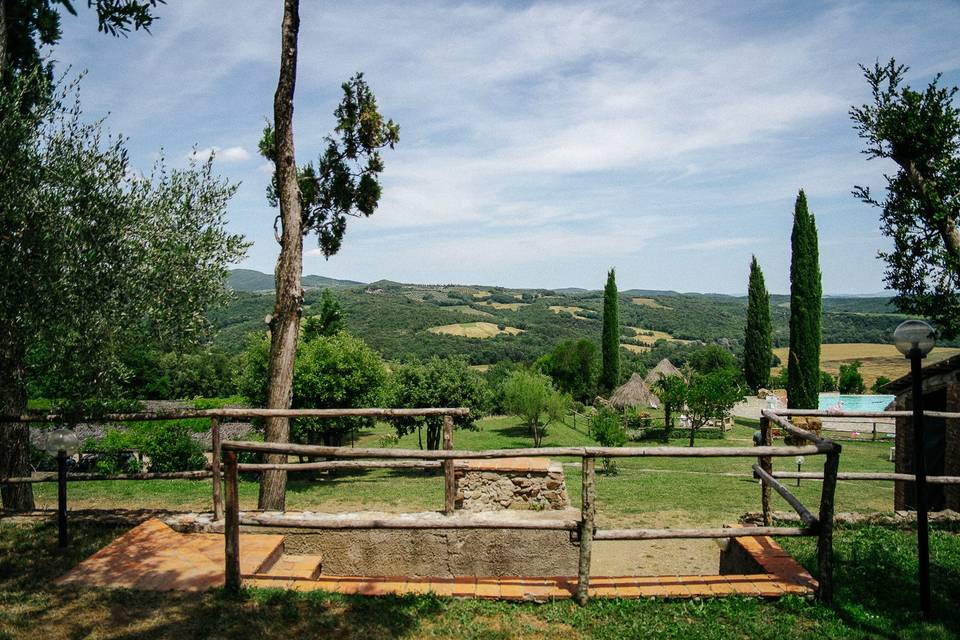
[818,393,895,411]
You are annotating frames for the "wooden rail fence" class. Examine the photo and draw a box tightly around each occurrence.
[219,413,842,605]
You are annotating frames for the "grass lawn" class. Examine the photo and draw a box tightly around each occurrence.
[32,415,896,525]
[0,519,958,639]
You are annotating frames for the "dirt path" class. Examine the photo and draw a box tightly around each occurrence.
[592,539,721,575]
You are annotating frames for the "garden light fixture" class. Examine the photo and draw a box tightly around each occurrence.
[42,428,79,548]
[893,319,935,619]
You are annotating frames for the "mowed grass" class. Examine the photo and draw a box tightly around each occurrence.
[1,518,959,639]
[549,305,590,319]
[427,322,524,338]
[631,297,671,309]
[772,342,960,388]
[34,416,896,526]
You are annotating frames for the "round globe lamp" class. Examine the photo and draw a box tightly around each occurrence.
[43,428,79,548]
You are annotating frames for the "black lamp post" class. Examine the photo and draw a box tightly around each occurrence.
[42,428,79,548]
[893,319,936,619]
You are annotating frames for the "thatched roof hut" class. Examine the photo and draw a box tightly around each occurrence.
[609,373,660,409]
[644,358,685,386]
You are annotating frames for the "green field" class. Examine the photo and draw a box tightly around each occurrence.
[33,416,895,525]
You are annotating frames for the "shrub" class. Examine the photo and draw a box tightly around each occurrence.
[591,406,627,473]
[838,360,866,394]
[141,423,206,472]
[81,428,141,474]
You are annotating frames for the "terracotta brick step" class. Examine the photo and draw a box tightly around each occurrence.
[252,554,323,581]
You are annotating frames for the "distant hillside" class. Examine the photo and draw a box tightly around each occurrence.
[227,269,364,292]
[210,276,954,368]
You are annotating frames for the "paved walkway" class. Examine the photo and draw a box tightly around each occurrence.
[56,518,816,600]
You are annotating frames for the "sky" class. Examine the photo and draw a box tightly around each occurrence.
[53,1,960,295]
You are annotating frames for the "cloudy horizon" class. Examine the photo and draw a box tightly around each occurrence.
[54,1,960,295]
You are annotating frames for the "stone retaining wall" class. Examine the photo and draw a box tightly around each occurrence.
[454,458,569,511]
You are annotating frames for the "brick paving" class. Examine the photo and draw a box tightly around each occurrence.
[56,518,816,600]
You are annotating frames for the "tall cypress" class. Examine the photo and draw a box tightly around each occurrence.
[601,268,620,392]
[744,255,772,393]
[787,190,822,409]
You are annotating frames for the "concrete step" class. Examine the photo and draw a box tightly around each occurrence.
[253,554,324,581]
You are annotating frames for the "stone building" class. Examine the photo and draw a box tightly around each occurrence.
[886,354,960,512]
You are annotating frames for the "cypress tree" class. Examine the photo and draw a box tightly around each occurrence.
[786,190,822,409]
[601,268,620,392]
[744,256,772,393]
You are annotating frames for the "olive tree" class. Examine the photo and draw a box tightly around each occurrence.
[502,370,569,447]
[0,74,247,509]
[390,358,488,450]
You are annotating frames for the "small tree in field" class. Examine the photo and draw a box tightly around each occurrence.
[653,374,688,441]
[838,361,866,395]
[685,371,744,447]
[502,370,569,447]
[390,358,488,450]
[872,376,892,394]
[590,406,627,473]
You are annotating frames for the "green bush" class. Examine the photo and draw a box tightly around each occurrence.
[141,423,206,472]
[81,428,142,474]
[591,406,627,473]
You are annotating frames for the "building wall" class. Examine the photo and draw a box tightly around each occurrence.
[894,375,959,511]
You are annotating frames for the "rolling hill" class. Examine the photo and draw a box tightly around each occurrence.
[211,270,953,370]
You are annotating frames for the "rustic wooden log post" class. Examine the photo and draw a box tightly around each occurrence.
[760,415,772,525]
[816,447,841,604]
[443,414,455,515]
[211,417,224,521]
[576,456,596,605]
[224,449,241,594]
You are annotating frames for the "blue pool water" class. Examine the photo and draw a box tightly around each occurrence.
[818,393,895,411]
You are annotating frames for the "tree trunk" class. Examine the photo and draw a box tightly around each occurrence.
[258,0,302,511]
[689,425,695,447]
[0,350,33,510]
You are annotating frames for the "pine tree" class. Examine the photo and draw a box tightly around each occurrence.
[601,268,620,392]
[744,256,772,393]
[787,190,822,409]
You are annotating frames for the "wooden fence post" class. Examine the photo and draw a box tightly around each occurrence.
[443,415,456,515]
[576,456,596,605]
[816,447,841,604]
[760,415,772,526]
[224,449,241,594]
[211,417,224,521]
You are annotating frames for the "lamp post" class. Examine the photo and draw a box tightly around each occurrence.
[894,319,936,619]
[795,456,804,487]
[42,428,79,548]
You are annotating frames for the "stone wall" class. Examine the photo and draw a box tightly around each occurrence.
[454,458,569,511]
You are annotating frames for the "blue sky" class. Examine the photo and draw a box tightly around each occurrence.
[53,1,960,294]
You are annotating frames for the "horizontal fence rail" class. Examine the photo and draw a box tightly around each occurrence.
[0,408,470,523]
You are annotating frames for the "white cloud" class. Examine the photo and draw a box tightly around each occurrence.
[187,146,252,163]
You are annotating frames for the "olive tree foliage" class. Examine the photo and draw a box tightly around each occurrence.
[237,331,388,447]
[684,371,744,447]
[852,60,960,338]
[502,370,570,447]
[389,358,488,450]
[0,74,247,508]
